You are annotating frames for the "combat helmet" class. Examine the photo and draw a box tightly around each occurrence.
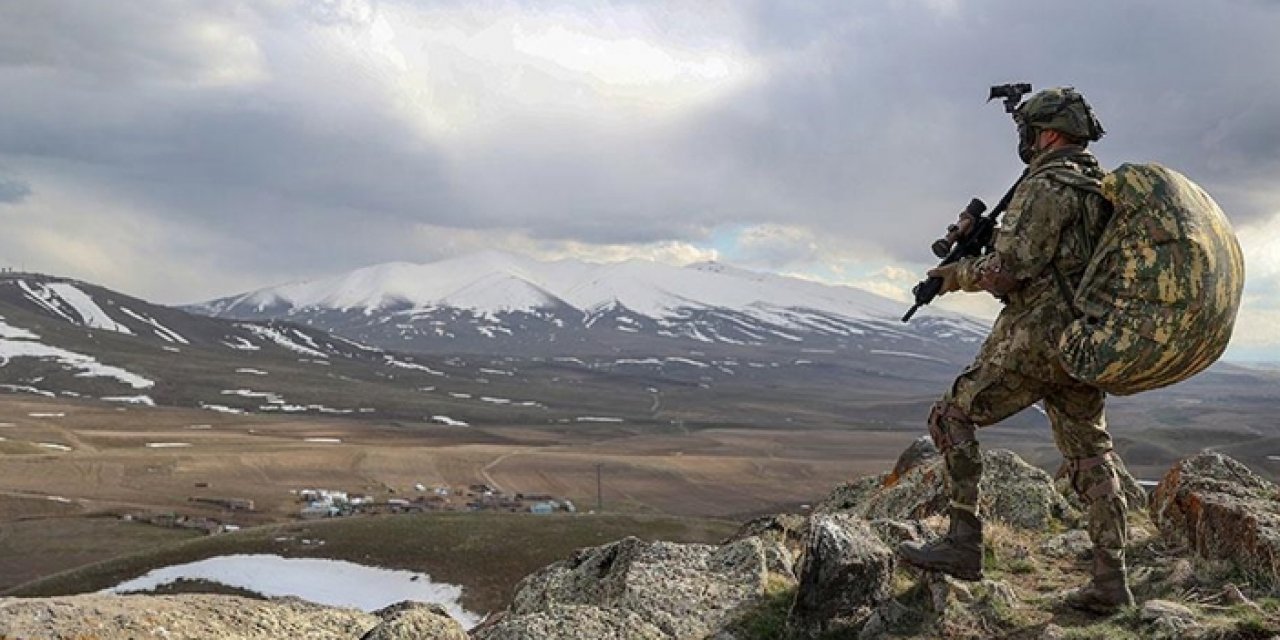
[1015,87,1105,161]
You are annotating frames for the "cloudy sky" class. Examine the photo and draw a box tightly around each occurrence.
[0,1,1277,360]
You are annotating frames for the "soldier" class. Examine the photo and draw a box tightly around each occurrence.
[897,87,1135,614]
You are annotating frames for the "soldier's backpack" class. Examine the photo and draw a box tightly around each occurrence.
[1055,163,1245,395]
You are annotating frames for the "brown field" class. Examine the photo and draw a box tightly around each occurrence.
[0,395,917,593]
[0,396,909,522]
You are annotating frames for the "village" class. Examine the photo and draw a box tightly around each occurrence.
[118,483,578,537]
[292,484,577,519]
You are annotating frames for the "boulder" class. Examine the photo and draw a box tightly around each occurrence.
[507,536,774,639]
[787,514,895,638]
[816,474,885,514]
[724,513,807,578]
[472,605,667,640]
[1139,599,1199,640]
[1039,529,1092,560]
[0,594,377,639]
[361,601,469,640]
[1150,452,1280,589]
[819,448,1070,530]
[885,436,940,487]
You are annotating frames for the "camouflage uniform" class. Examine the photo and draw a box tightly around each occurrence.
[900,87,1135,613]
[932,144,1130,588]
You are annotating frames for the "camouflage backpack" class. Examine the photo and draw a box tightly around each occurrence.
[1056,163,1245,395]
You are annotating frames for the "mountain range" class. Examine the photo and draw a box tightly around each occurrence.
[1,252,1277,476]
[190,250,987,359]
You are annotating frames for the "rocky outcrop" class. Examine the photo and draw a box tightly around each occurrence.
[502,536,781,639]
[885,436,940,486]
[1150,452,1280,589]
[788,514,895,638]
[819,448,1071,530]
[472,605,667,640]
[362,601,469,640]
[0,593,379,639]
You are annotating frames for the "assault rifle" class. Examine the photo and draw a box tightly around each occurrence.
[899,177,1024,322]
[899,82,1033,323]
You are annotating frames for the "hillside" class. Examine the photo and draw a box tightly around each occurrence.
[3,446,1278,639]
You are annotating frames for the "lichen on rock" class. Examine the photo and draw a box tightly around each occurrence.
[1150,452,1280,590]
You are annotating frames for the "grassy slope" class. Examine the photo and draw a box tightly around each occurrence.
[4,512,739,615]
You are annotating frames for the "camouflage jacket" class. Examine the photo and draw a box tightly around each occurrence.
[956,146,1111,382]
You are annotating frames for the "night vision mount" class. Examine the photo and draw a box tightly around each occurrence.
[988,82,1032,114]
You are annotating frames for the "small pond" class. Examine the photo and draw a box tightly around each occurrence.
[104,554,481,627]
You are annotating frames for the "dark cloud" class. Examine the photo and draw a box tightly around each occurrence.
[0,0,1276,301]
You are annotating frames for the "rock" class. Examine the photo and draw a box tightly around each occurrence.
[1040,623,1067,639]
[1140,599,1198,640]
[0,594,377,639]
[507,536,774,639]
[361,601,469,640]
[787,514,894,638]
[1150,452,1280,589]
[885,436,939,487]
[724,513,807,578]
[472,605,667,640]
[926,574,1020,639]
[819,448,1070,530]
[725,513,808,548]
[816,474,884,514]
[868,518,935,549]
[857,599,919,640]
[1039,529,1092,559]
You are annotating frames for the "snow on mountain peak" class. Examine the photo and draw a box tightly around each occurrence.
[213,252,915,323]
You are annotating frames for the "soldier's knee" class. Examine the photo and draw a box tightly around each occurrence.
[928,401,978,453]
[1067,451,1123,504]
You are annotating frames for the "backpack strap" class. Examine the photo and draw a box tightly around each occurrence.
[1028,161,1107,320]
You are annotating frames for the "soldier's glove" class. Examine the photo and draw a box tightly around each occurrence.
[928,260,983,295]
[927,264,961,295]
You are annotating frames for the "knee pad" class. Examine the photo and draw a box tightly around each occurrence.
[1068,452,1123,504]
[928,402,977,453]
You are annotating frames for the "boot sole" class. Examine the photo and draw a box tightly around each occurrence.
[898,554,983,582]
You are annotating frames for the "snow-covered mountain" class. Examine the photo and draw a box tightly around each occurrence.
[192,251,986,358]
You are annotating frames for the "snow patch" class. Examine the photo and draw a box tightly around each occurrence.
[200,403,245,415]
[431,415,469,427]
[119,307,188,344]
[868,349,950,364]
[45,283,133,334]
[146,442,192,448]
[103,395,155,406]
[384,356,443,376]
[241,324,328,359]
[0,384,55,397]
[0,316,39,340]
[0,340,154,388]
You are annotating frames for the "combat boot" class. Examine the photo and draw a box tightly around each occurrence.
[897,508,983,581]
[1064,552,1135,615]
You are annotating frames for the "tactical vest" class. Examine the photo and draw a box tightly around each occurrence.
[1046,163,1245,395]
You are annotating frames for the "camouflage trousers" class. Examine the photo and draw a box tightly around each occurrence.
[933,359,1128,568]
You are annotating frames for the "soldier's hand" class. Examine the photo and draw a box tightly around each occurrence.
[928,264,961,295]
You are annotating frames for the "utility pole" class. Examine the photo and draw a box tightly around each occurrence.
[595,463,603,513]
